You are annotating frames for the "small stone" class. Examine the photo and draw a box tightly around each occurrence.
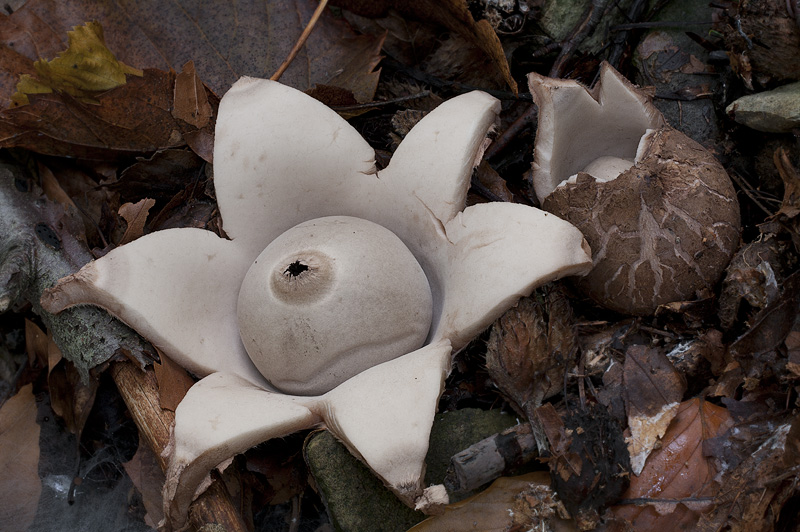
[726,82,800,133]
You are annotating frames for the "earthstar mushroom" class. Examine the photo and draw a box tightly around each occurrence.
[41,77,593,529]
[529,63,741,315]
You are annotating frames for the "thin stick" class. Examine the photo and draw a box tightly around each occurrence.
[484,105,538,160]
[550,0,610,77]
[111,362,248,532]
[271,0,329,81]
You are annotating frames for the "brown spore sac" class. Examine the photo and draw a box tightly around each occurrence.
[543,128,741,315]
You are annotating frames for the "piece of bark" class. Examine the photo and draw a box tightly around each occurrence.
[444,422,538,494]
[111,362,248,532]
[0,161,151,377]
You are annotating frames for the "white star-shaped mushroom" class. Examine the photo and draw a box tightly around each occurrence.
[41,78,592,530]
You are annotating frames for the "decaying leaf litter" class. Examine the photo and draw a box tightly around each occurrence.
[1,0,799,531]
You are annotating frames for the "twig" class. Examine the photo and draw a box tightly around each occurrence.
[610,20,711,31]
[444,422,538,493]
[271,0,329,81]
[727,168,779,217]
[606,0,650,68]
[550,0,611,77]
[0,162,152,376]
[484,105,538,160]
[330,91,430,112]
[111,362,249,532]
[469,175,507,203]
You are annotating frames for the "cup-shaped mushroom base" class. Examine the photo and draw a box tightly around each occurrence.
[542,128,740,315]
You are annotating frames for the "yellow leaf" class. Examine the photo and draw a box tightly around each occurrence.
[12,21,143,106]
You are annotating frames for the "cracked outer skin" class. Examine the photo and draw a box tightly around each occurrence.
[543,127,740,315]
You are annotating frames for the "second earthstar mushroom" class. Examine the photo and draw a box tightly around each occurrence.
[41,77,593,529]
[529,62,741,315]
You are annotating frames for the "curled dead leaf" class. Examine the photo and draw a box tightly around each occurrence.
[172,61,213,129]
[622,345,686,475]
[611,398,734,529]
[118,198,156,245]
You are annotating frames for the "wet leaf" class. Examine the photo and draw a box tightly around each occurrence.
[611,398,734,529]
[409,472,577,532]
[0,384,41,532]
[11,21,142,107]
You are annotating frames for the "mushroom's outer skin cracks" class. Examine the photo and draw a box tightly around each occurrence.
[529,62,741,315]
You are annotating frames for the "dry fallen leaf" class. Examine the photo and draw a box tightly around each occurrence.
[623,345,686,475]
[25,320,98,437]
[730,270,800,361]
[0,69,199,159]
[0,384,42,532]
[333,0,517,93]
[38,162,79,213]
[172,61,213,129]
[153,350,195,412]
[611,398,734,529]
[696,414,800,531]
[409,472,577,532]
[115,149,207,204]
[11,21,142,106]
[123,439,166,528]
[0,0,383,101]
[118,198,156,245]
[25,317,49,368]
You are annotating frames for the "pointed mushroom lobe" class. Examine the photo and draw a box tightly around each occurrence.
[164,340,452,530]
[238,216,433,395]
[321,339,452,510]
[163,371,320,530]
[40,228,266,385]
[428,202,593,350]
[212,77,501,276]
[529,62,665,202]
